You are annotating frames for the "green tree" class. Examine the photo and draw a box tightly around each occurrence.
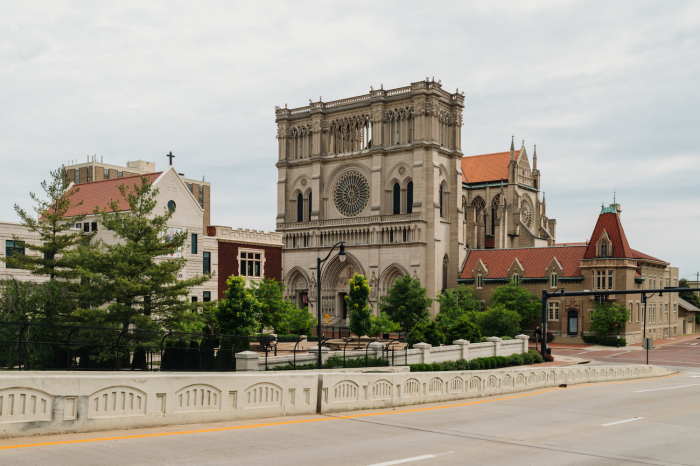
[346,274,372,337]
[368,312,401,338]
[590,302,630,336]
[444,315,482,344]
[406,319,444,347]
[379,275,432,334]
[679,279,700,308]
[435,284,482,333]
[250,278,287,332]
[490,281,540,326]
[215,275,260,337]
[475,303,522,338]
[71,176,210,331]
[276,303,317,335]
[0,278,75,323]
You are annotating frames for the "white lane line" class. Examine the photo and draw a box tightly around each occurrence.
[635,383,700,392]
[367,452,454,466]
[602,417,643,426]
[606,352,629,357]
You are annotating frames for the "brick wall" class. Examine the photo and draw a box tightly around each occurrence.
[216,241,282,299]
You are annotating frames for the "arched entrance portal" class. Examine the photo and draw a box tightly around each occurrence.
[320,254,364,324]
[567,310,579,336]
[284,267,310,310]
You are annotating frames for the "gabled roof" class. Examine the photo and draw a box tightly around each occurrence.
[461,151,511,183]
[460,245,587,279]
[62,172,162,217]
[679,297,699,313]
[630,248,664,263]
[582,211,632,259]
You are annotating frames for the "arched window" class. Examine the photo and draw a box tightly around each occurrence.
[477,273,483,289]
[407,181,413,214]
[601,242,607,257]
[513,273,519,286]
[167,200,176,212]
[439,184,444,218]
[550,272,557,288]
[297,193,303,222]
[393,182,401,215]
[308,192,312,220]
[442,255,449,291]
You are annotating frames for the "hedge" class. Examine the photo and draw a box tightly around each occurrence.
[582,335,627,347]
[269,355,389,371]
[409,350,543,372]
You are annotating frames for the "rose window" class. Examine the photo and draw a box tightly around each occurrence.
[333,171,370,217]
[520,198,533,228]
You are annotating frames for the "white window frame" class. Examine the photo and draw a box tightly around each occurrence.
[239,248,265,278]
[548,301,559,321]
[550,272,557,288]
[476,273,483,289]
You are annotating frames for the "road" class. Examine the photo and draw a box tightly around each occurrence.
[1,370,699,465]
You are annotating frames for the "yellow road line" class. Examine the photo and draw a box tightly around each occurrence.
[0,372,681,451]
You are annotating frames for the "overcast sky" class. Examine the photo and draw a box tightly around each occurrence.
[1,1,699,279]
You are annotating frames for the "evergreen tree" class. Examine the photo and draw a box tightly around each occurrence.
[679,279,700,308]
[200,336,216,371]
[131,347,148,371]
[185,339,200,371]
[250,278,287,332]
[71,176,210,331]
[215,337,234,371]
[346,274,372,337]
[379,275,432,334]
[215,275,260,336]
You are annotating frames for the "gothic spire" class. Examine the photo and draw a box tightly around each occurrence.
[533,144,538,170]
[510,135,515,161]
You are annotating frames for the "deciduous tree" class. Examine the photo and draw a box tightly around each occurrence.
[379,275,432,334]
[346,274,372,337]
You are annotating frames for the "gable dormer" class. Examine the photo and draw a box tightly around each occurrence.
[472,258,489,289]
[595,230,613,258]
[507,257,525,285]
[545,256,564,288]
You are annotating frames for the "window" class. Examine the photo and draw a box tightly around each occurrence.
[628,302,632,322]
[652,304,656,323]
[203,291,211,302]
[191,296,198,303]
[117,171,123,178]
[5,240,24,269]
[664,304,668,322]
[636,302,640,322]
[240,251,262,277]
[167,200,176,212]
[199,186,204,207]
[86,169,90,182]
[392,183,401,215]
[550,272,557,288]
[596,270,613,290]
[75,223,82,229]
[203,252,211,274]
[608,270,613,289]
[297,193,303,222]
[103,168,109,179]
[191,234,198,254]
[74,169,80,184]
[91,222,97,232]
[601,242,607,257]
[406,181,413,214]
[476,273,483,289]
[308,192,312,220]
[439,184,444,218]
[512,273,519,286]
[188,183,193,192]
[548,302,559,321]
[673,304,677,322]
[83,223,90,233]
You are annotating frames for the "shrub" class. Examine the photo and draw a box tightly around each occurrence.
[499,356,508,366]
[544,354,554,362]
[508,354,523,366]
[455,359,469,371]
[521,352,534,365]
[131,347,147,371]
[274,334,300,342]
[531,352,544,364]
[431,362,441,371]
[407,320,444,348]
[501,336,513,340]
[582,335,626,347]
[468,359,480,370]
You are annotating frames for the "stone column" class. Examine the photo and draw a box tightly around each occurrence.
[486,337,502,357]
[413,342,431,364]
[453,339,470,360]
[235,351,260,371]
[307,346,331,364]
[368,342,384,361]
[515,334,530,355]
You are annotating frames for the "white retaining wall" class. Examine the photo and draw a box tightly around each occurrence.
[0,364,674,439]
[255,336,529,371]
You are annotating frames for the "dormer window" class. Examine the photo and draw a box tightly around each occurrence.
[601,242,608,257]
[550,272,558,288]
[477,273,483,289]
[512,273,519,286]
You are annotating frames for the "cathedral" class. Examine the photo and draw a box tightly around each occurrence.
[275,79,554,322]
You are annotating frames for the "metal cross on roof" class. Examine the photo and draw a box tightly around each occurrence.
[166,151,175,166]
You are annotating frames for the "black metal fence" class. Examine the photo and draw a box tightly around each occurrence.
[0,322,281,372]
[311,325,405,340]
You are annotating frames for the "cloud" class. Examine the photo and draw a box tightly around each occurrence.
[0,1,698,275]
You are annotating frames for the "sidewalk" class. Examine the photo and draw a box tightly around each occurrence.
[628,332,700,348]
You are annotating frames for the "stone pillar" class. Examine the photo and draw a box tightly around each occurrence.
[486,337,502,357]
[368,342,384,361]
[515,335,530,355]
[413,342,431,364]
[235,351,260,371]
[307,346,331,364]
[453,339,469,360]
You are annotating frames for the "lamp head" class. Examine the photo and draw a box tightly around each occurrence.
[338,243,346,262]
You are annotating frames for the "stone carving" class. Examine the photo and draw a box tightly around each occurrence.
[245,383,282,408]
[0,388,52,423]
[301,178,307,187]
[520,195,533,229]
[371,380,392,400]
[333,381,359,401]
[175,384,221,413]
[403,379,420,397]
[449,377,463,393]
[88,386,146,419]
[398,167,406,176]
[428,377,444,394]
[333,171,370,217]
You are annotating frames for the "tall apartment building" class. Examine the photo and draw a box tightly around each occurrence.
[62,156,211,231]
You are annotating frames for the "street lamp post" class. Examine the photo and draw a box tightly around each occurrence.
[316,242,346,369]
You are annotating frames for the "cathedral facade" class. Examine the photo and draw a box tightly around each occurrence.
[275,79,554,322]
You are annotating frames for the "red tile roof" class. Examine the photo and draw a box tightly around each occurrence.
[459,245,588,279]
[461,151,511,183]
[582,212,632,259]
[63,173,162,217]
[630,248,665,263]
